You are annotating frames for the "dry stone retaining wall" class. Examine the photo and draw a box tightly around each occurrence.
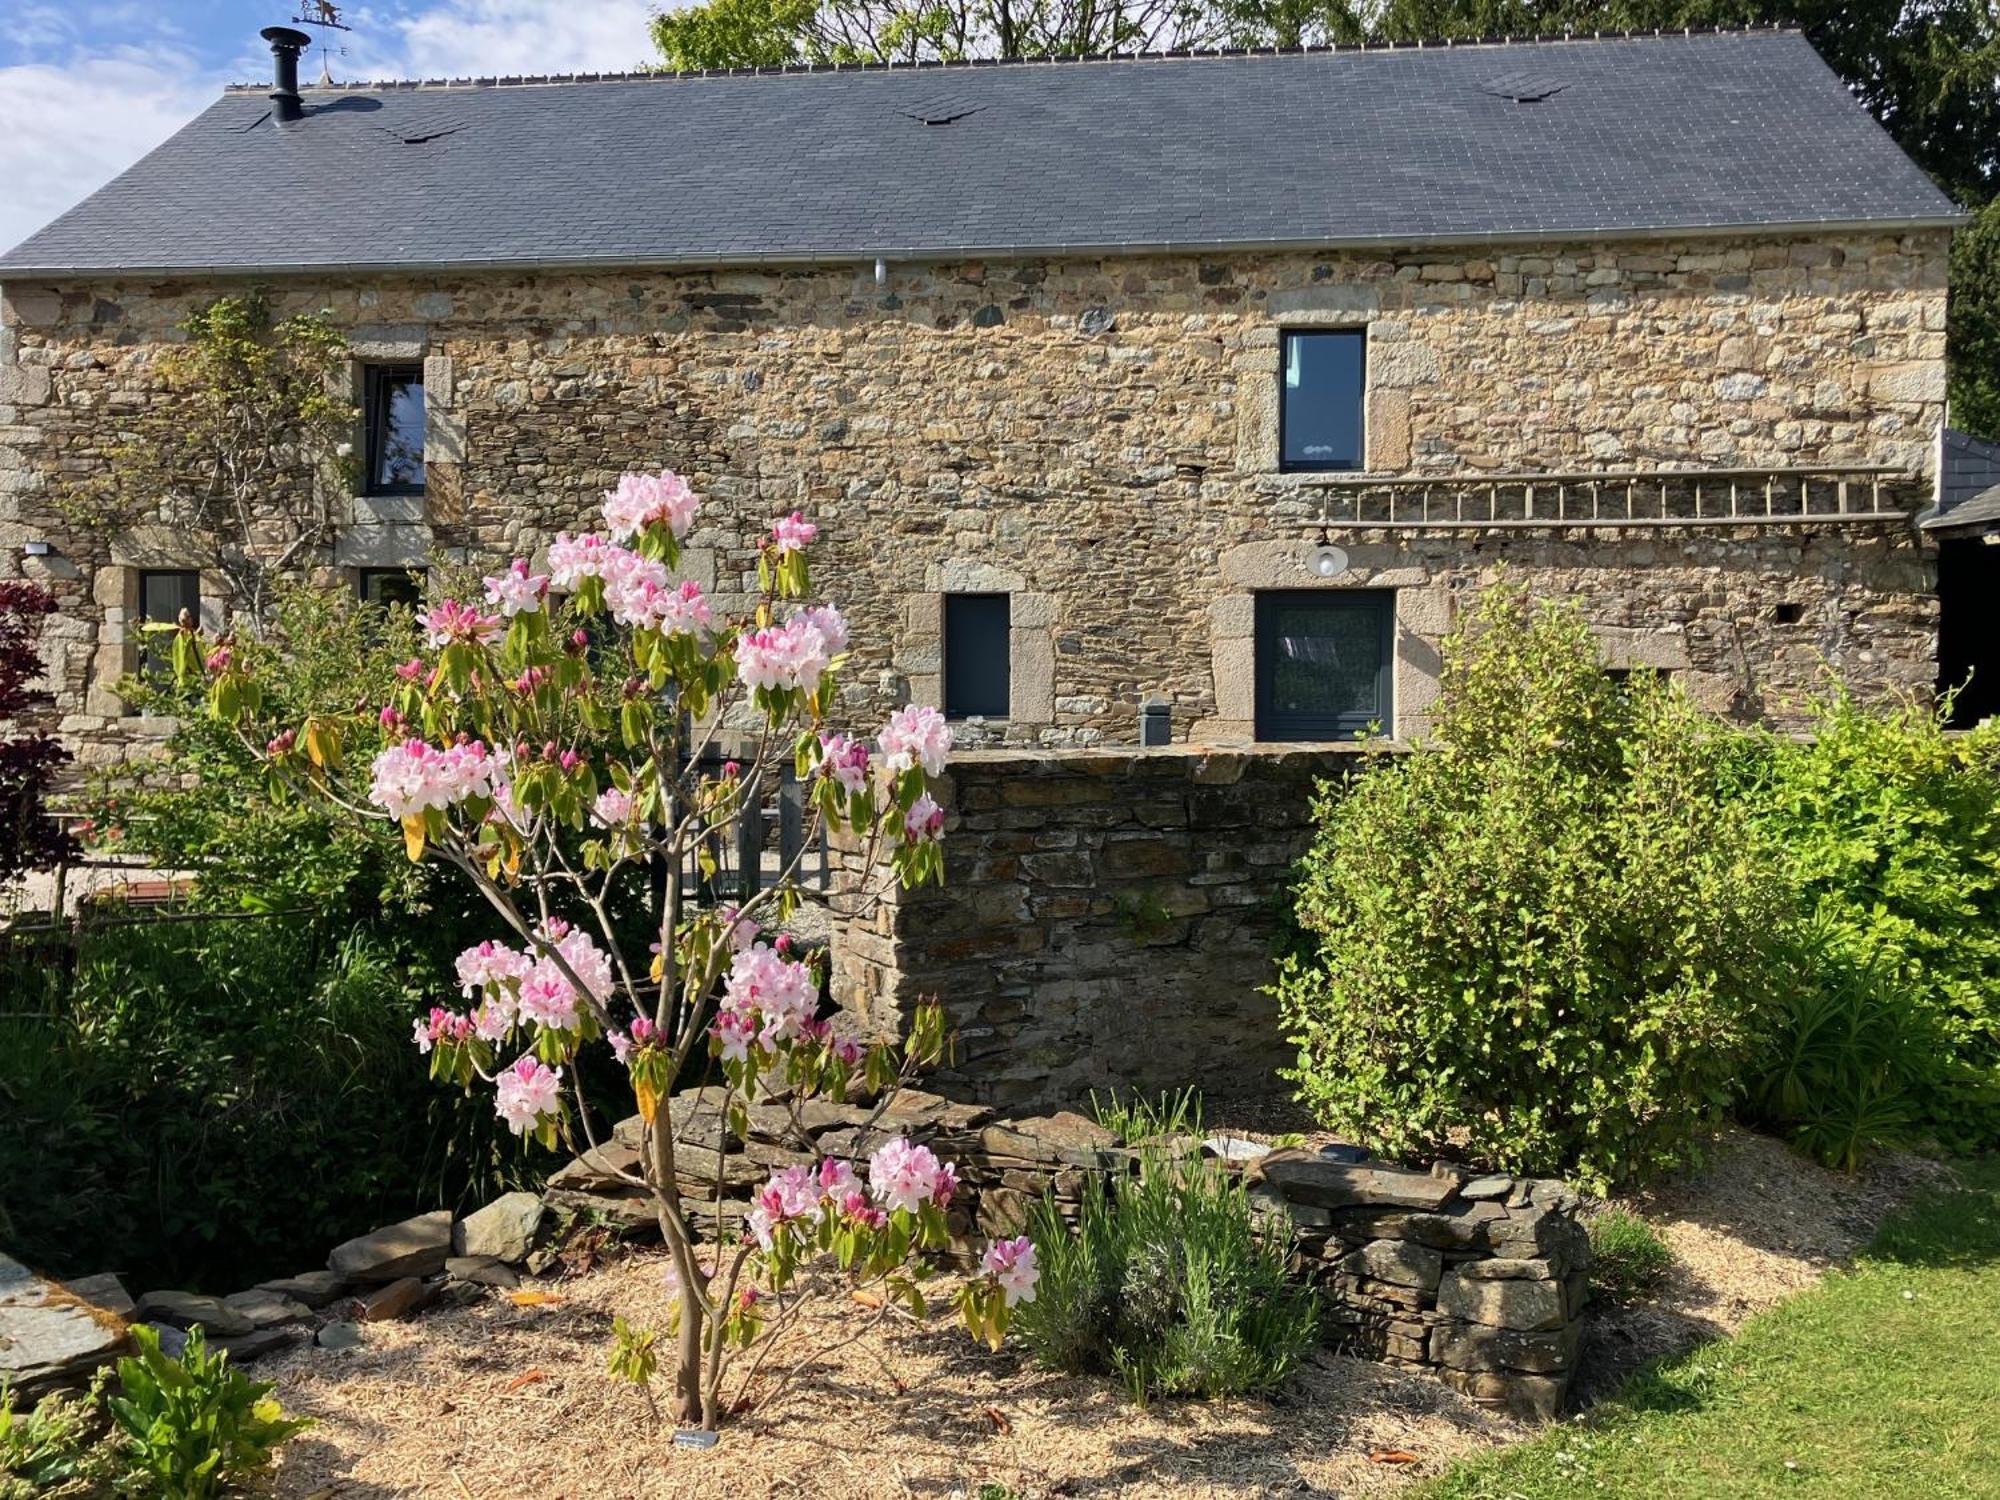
[830,743,1373,1114]
[0,230,1948,764]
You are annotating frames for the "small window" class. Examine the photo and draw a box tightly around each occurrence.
[943,593,1010,720]
[364,364,425,495]
[1280,330,1366,472]
[359,567,426,609]
[137,569,199,686]
[1254,590,1392,741]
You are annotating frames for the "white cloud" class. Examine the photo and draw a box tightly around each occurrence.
[0,49,218,252]
[348,0,662,80]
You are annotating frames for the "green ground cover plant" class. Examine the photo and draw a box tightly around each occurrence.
[1586,1206,1674,1302]
[1425,1157,2000,1500]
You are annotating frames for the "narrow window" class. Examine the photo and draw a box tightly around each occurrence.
[943,593,1010,720]
[364,364,426,495]
[1254,590,1392,740]
[359,566,426,609]
[137,569,199,686]
[1280,330,1366,472]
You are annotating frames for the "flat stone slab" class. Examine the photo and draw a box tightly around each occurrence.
[329,1210,453,1282]
[356,1276,435,1323]
[445,1256,520,1288]
[255,1270,349,1308]
[222,1289,313,1329]
[1256,1153,1461,1211]
[131,1290,254,1338]
[1202,1134,1273,1165]
[62,1272,135,1318]
[0,1253,128,1395]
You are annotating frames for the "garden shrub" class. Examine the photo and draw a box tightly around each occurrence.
[1274,586,1787,1191]
[0,1378,106,1498]
[109,1325,311,1500]
[1727,694,2000,1154]
[1586,1206,1674,1302]
[0,914,557,1292]
[1014,1154,1319,1402]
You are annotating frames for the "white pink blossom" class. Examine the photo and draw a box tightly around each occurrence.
[983,1236,1040,1306]
[905,793,945,844]
[482,558,550,617]
[747,1164,820,1250]
[592,786,635,828]
[456,940,530,998]
[369,738,500,819]
[546,531,616,587]
[417,599,503,649]
[603,469,700,542]
[494,1056,563,1136]
[719,943,818,1046]
[735,615,833,696]
[789,603,849,657]
[817,1158,861,1203]
[769,511,817,554]
[878,704,951,777]
[867,1136,954,1215]
[817,733,870,795]
[515,962,581,1031]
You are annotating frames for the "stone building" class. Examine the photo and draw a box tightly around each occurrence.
[0,26,1967,765]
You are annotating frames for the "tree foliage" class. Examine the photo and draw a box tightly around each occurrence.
[1273,586,1786,1190]
[0,581,74,883]
[64,295,355,636]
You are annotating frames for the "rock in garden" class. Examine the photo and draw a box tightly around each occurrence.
[315,1321,363,1351]
[445,1256,520,1289]
[1457,1257,1560,1281]
[1256,1153,1459,1211]
[62,1272,135,1318]
[355,1276,437,1323]
[214,1327,298,1363]
[454,1192,544,1263]
[1459,1175,1515,1201]
[254,1270,349,1308]
[1430,1320,1580,1375]
[1201,1134,1272,1165]
[1340,1238,1444,1292]
[222,1289,313,1329]
[131,1290,254,1338]
[1436,1270,1567,1332]
[329,1210,453,1282]
[1,1253,129,1396]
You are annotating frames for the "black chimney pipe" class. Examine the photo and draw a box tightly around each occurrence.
[261,26,312,123]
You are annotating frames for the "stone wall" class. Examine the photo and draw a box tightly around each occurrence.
[0,229,1948,764]
[829,743,1373,1114]
[545,1090,1590,1421]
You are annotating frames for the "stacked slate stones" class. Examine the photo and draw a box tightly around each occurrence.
[1250,1151,1591,1420]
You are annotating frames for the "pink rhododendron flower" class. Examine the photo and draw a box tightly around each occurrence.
[413,1006,474,1054]
[747,1164,820,1250]
[369,738,500,819]
[735,615,833,696]
[516,962,581,1031]
[603,470,700,542]
[718,905,760,952]
[482,558,550,617]
[719,943,818,1046]
[983,1236,1040,1306]
[494,1056,563,1136]
[789,602,848,657]
[546,531,617,586]
[599,547,672,628]
[868,1137,953,1215]
[905,793,945,844]
[417,599,503,649]
[592,786,635,828]
[205,647,232,673]
[470,997,515,1043]
[394,658,426,682]
[817,1157,861,1202]
[608,1029,632,1064]
[537,920,614,1003]
[710,1006,761,1062]
[817,733,870,795]
[878,704,952,777]
[769,511,817,554]
[456,940,530,998]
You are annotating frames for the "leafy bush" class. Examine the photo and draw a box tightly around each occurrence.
[1013,1154,1318,1402]
[1728,694,2000,1155]
[1586,1207,1673,1302]
[109,1325,311,1500]
[1274,587,1787,1191]
[0,914,555,1292]
[0,1378,105,1497]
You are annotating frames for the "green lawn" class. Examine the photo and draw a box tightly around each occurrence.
[1425,1158,2000,1500]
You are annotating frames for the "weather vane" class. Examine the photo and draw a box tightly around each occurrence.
[289,2,352,85]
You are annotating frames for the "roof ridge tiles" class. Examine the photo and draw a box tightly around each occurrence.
[219,22,1798,94]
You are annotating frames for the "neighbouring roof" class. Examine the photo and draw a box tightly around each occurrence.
[1940,428,2000,512]
[1932,485,2000,534]
[0,28,1965,280]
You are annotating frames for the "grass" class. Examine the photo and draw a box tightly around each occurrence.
[1586,1205,1674,1302]
[1425,1156,2000,1500]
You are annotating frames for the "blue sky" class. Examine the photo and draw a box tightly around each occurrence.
[0,1,663,250]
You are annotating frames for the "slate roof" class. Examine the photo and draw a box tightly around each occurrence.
[0,28,1964,279]
[1940,429,2000,514]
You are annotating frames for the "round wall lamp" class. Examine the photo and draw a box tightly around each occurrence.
[1309,543,1349,579]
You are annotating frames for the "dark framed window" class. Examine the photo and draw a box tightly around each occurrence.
[943,593,1010,720]
[1280,330,1366,472]
[363,364,426,495]
[359,567,426,609]
[1254,590,1393,741]
[137,569,199,685]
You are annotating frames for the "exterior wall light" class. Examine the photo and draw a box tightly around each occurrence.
[1310,543,1348,578]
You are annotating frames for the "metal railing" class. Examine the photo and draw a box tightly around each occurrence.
[1296,465,1923,531]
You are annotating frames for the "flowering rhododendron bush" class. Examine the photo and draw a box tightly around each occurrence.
[180,469,1033,1429]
